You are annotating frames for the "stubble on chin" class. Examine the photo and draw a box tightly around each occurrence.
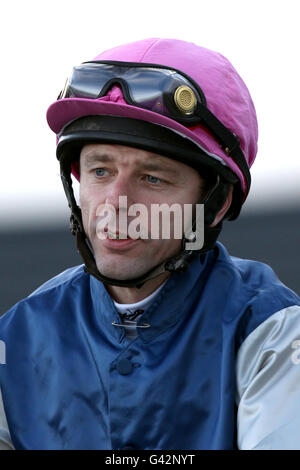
[93,239,182,281]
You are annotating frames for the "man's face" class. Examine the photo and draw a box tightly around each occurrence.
[79,143,205,281]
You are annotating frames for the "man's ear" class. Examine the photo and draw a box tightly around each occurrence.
[209,184,233,227]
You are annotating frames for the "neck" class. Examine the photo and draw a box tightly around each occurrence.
[105,271,170,303]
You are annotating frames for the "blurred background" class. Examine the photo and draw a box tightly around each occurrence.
[0,0,299,315]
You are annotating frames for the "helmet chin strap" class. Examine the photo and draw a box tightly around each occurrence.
[61,162,223,288]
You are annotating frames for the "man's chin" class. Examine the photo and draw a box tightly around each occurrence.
[91,241,182,282]
[94,259,156,282]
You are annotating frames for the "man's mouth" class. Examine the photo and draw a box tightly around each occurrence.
[106,231,133,240]
[99,230,143,251]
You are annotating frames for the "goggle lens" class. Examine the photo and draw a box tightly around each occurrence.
[60,62,203,121]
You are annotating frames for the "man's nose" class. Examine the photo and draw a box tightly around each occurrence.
[104,174,135,210]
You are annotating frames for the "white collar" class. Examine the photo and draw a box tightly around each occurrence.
[113,280,167,315]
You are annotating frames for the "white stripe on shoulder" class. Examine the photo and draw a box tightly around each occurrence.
[0,388,14,450]
[236,305,300,450]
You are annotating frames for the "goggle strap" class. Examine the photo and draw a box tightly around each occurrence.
[196,103,251,192]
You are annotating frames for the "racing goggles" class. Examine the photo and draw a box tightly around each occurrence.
[58,60,206,126]
[58,60,249,190]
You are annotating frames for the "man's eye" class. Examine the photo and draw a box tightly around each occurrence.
[146,175,161,184]
[95,168,107,177]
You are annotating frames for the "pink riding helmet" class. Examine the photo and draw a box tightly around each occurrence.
[47,38,258,199]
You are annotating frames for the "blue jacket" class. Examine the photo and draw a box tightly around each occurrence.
[0,242,300,450]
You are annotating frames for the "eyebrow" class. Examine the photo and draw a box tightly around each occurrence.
[82,153,113,166]
[81,152,179,175]
[137,160,179,175]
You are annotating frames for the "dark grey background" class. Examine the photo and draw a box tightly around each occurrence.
[1,208,299,315]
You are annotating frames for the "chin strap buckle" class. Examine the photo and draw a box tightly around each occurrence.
[165,255,191,272]
[70,214,82,235]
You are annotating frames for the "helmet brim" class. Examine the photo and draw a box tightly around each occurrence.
[57,115,238,186]
[47,98,246,193]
